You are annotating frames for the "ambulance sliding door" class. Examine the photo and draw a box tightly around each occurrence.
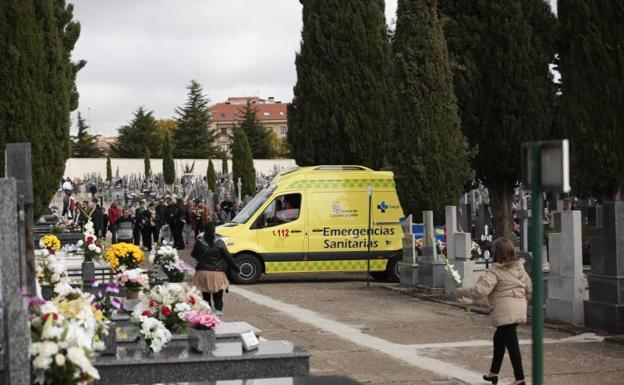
[306,190,370,270]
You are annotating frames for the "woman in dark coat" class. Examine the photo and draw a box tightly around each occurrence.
[191,222,240,315]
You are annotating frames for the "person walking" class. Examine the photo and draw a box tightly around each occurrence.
[192,201,206,239]
[456,237,532,385]
[108,202,122,244]
[191,222,240,315]
[92,201,104,238]
[172,198,187,249]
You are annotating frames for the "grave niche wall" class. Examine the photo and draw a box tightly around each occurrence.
[584,202,624,333]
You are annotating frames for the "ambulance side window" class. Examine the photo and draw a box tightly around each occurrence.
[255,193,301,228]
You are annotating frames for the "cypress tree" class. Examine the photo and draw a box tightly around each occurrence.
[221,151,229,174]
[111,107,161,158]
[231,127,256,198]
[207,160,217,191]
[439,0,557,237]
[143,146,151,177]
[390,0,471,221]
[0,0,84,217]
[558,0,624,200]
[162,133,175,185]
[71,112,102,157]
[288,1,393,168]
[106,154,112,182]
[239,100,274,159]
[173,80,218,159]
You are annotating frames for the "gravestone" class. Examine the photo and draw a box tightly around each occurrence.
[546,210,585,326]
[0,179,31,385]
[584,202,624,333]
[417,211,445,290]
[398,215,418,287]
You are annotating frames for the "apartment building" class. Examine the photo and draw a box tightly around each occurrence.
[209,96,288,154]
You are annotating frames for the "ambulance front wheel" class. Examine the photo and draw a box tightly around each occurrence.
[231,254,263,284]
[387,255,401,282]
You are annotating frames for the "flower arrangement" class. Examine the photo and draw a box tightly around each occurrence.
[152,244,187,283]
[35,249,68,287]
[116,268,150,291]
[185,310,219,330]
[40,234,61,253]
[471,241,482,260]
[105,242,144,271]
[132,283,212,334]
[89,281,123,319]
[78,221,105,262]
[29,292,110,384]
[136,316,172,353]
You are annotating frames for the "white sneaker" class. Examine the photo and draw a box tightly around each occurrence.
[215,310,223,317]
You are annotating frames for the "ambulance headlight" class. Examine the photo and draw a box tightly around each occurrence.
[216,234,229,244]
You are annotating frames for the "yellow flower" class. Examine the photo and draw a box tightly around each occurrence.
[105,242,144,271]
[40,234,61,252]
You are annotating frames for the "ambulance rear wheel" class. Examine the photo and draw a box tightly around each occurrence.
[387,256,401,282]
[232,254,262,284]
[370,271,389,281]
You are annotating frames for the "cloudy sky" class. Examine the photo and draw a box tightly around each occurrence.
[70,0,555,136]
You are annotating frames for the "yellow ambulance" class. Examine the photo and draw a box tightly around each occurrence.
[217,165,404,284]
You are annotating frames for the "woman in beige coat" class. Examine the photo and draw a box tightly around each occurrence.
[457,237,532,385]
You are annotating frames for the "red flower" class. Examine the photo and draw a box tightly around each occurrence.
[86,236,94,245]
[189,296,196,305]
[149,300,159,308]
[142,310,151,317]
[161,306,172,317]
[43,313,58,322]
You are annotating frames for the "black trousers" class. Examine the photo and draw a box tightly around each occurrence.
[141,227,153,251]
[202,291,224,312]
[172,222,185,249]
[490,324,524,381]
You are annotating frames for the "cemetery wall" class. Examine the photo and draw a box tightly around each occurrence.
[63,158,298,179]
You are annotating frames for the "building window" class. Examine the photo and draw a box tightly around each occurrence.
[263,112,270,116]
[280,126,287,137]
[279,111,285,116]
[221,112,226,118]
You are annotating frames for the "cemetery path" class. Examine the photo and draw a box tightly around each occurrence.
[213,274,624,385]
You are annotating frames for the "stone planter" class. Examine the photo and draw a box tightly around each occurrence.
[102,325,117,356]
[188,328,216,354]
[126,289,140,300]
[41,285,55,300]
[82,261,95,283]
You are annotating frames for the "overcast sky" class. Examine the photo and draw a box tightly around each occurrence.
[70,0,555,136]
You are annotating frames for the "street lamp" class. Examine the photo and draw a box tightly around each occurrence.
[521,139,570,385]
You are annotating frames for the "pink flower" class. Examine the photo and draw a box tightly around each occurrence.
[185,310,220,330]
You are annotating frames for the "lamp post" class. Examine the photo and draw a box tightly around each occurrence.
[521,140,570,385]
[366,185,373,288]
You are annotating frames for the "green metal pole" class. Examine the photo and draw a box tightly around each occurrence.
[530,145,544,385]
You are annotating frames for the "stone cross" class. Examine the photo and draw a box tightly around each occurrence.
[445,206,457,261]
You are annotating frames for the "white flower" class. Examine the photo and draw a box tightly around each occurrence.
[94,246,101,253]
[67,347,100,380]
[42,326,64,340]
[32,354,52,370]
[76,240,84,247]
[88,243,96,251]
[54,354,66,367]
[38,341,59,357]
[51,273,61,283]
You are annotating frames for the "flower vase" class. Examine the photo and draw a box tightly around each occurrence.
[102,326,117,356]
[188,328,216,354]
[82,260,95,283]
[41,285,55,300]
[126,289,140,300]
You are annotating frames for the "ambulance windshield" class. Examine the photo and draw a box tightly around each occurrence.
[231,184,277,224]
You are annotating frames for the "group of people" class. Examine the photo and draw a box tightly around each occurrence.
[104,195,244,251]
